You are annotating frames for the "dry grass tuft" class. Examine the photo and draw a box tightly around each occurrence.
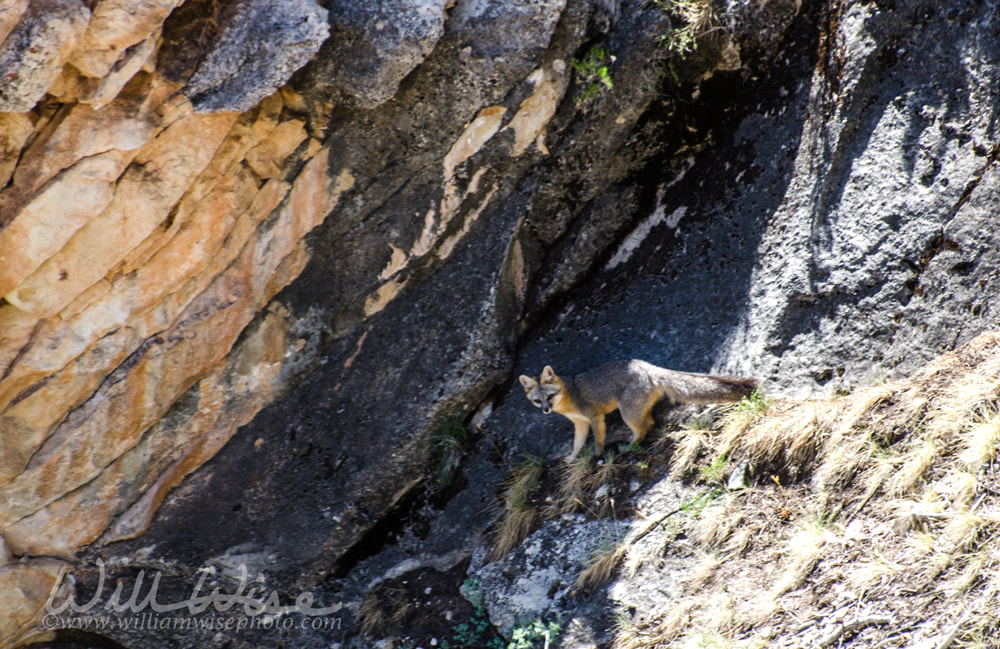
[572,542,627,594]
[960,408,1000,470]
[940,510,994,555]
[770,520,829,596]
[611,333,1000,649]
[612,598,696,649]
[903,529,937,557]
[926,371,999,444]
[490,457,543,560]
[669,427,709,479]
[718,399,826,478]
[490,506,537,561]
[690,499,740,549]
[847,552,904,594]
[934,470,979,509]
[889,496,944,535]
[946,549,995,597]
[684,552,721,590]
[359,593,388,637]
[812,424,878,493]
[888,437,940,496]
[722,526,755,557]
[586,452,623,491]
[544,455,592,518]
[359,586,411,637]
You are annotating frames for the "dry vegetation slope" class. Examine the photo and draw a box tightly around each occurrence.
[616,331,1000,649]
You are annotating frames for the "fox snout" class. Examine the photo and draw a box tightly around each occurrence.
[528,390,553,414]
[518,373,557,415]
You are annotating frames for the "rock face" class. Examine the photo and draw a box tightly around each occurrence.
[731,1,1000,396]
[0,0,998,647]
[0,0,90,112]
[0,1,333,644]
[183,0,329,112]
[305,0,449,109]
[467,475,695,646]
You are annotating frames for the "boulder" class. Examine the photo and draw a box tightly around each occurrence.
[183,0,329,112]
[310,0,448,109]
[0,0,89,112]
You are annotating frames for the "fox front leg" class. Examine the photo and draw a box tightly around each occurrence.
[591,414,606,457]
[569,419,590,460]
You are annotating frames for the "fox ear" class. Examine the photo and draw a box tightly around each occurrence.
[540,366,556,382]
[518,375,537,390]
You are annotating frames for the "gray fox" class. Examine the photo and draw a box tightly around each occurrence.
[519,360,758,459]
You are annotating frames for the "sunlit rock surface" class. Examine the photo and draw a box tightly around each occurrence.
[0,0,998,647]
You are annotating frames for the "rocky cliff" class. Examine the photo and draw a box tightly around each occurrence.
[0,0,997,647]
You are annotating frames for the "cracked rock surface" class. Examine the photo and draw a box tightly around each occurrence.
[0,0,999,647]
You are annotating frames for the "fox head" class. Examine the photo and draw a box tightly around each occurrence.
[518,366,563,415]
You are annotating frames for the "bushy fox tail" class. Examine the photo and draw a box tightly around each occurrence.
[653,368,758,405]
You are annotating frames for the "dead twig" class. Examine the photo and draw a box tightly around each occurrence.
[629,505,683,547]
[934,610,971,649]
[844,482,882,525]
[817,615,892,648]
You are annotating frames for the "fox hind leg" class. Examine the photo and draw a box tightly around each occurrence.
[620,399,655,446]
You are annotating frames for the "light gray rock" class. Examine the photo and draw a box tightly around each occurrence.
[448,0,567,58]
[469,516,615,638]
[185,0,328,112]
[727,461,749,490]
[0,0,90,112]
[303,0,570,109]
[467,475,695,647]
[726,0,1000,396]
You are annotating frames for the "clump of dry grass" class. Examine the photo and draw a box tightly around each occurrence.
[652,0,720,55]
[587,452,623,490]
[689,498,740,549]
[359,593,388,637]
[572,541,628,594]
[684,551,721,590]
[490,506,537,562]
[490,457,543,560]
[770,518,830,596]
[959,408,1000,470]
[669,427,709,479]
[359,585,411,638]
[612,332,1000,649]
[612,598,696,649]
[542,454,592,518]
